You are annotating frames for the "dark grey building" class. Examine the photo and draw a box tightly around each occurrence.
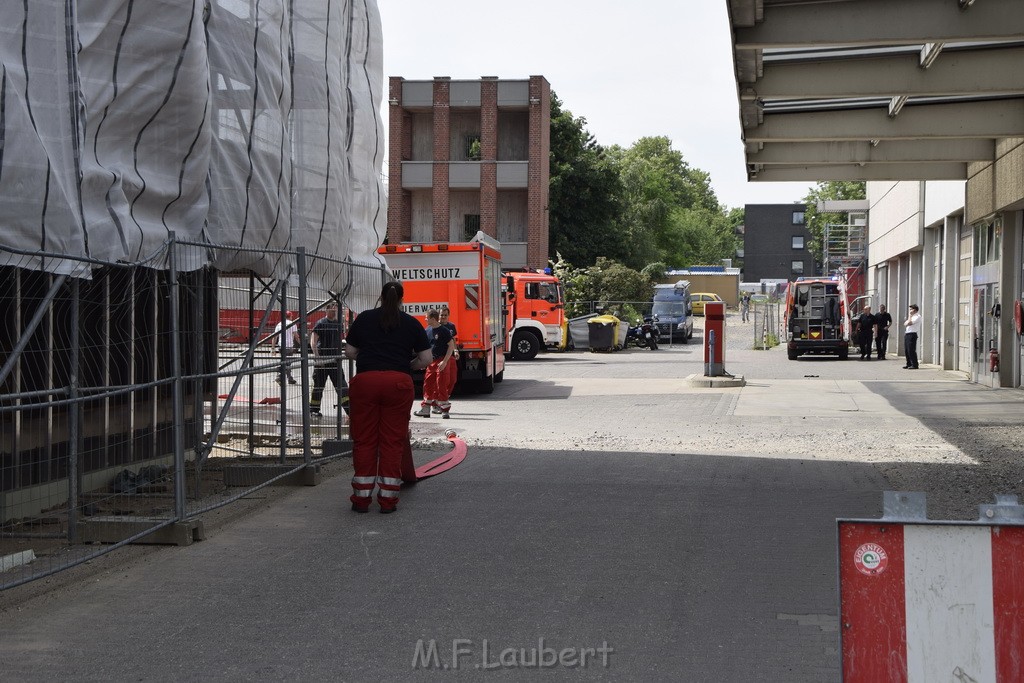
[743,204,814,282]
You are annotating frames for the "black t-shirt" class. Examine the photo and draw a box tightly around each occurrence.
[875,312,893,331]
[430,324,453,360]
[346,308,430,375]
[857,313,876,332]
[312,316,343,355]
[426,321,457,343]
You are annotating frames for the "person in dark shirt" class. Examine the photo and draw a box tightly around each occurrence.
[438,306,459,412]
[855,305,876,360]
[415,309,456,419]
[874,304,893,360]
[309,303,346,416]
[344,281,431,514]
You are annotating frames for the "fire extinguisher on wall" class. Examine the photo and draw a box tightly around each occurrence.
[989,346,999,373]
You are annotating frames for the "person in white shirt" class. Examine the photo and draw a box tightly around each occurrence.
[273,311,299,384]
[903,304,921,370]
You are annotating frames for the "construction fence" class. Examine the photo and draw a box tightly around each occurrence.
[0,237,390,590]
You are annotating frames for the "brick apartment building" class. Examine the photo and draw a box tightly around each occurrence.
[386,76,551,270]
[743,203,815,282]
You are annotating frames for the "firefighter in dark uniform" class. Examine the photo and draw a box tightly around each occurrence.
[310,302,346,416]
[855,305,876,360]
[874,304,893,360]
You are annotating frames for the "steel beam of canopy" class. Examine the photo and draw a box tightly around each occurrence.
[735,0,1024,49]
[748,139,996,165]
[751,163,968,182]
[743,47,1024,100]
[744,99,1024,142]
[728,0,757,28]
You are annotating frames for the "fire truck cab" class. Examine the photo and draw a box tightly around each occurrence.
[504,270,567,360]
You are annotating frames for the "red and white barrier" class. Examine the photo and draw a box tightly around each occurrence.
[840,521,1024,682]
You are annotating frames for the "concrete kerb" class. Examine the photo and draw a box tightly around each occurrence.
[686,373,746,388]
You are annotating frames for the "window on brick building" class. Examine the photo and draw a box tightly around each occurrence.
[466,135,481,161]
[791,260,804,274]
[792,236,805,250]
[463,214,480,241]
[792,211,805,225]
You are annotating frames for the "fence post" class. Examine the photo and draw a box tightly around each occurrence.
[247,272,256,454]
[168,233,187,520]
[279,278,289,464]
[296,248,312,464]
[192,268,204,500]
[67,277,81,543]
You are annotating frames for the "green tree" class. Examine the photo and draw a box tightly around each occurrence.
[726,206,745,272]
[553,255,654,320]
[725,206,744,231]
[660,207,739,267]
[548,93,625,266]
[801,181,866,272]
[611,136,722,269]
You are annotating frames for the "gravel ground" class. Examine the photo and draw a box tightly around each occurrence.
[415,308,1024,523]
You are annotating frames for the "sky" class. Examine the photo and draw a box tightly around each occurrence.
[377,0,814,210]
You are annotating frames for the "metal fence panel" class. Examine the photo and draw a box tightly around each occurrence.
[1,237,390,589]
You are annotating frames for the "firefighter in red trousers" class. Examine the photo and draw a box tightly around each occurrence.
[439,306,459,405]
[415,309,456,419]
[422,306,459,413]
[343,281,431,514]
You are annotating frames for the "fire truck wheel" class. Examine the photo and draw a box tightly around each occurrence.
[838,346,849,360]
[788,348,799,361]
[478,374,495,394]
[495,370,504,383]
[511,330,540,360]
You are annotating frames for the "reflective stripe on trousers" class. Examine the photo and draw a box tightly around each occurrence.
[378,476,402,499]
[351,475,375,498]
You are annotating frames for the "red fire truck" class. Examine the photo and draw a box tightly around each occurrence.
[503,270,567,360]
[378,233,505,393]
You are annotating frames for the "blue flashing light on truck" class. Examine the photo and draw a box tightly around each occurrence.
[651,280,694,344]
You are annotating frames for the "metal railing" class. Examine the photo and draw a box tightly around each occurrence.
[1,237,391,589]
[751,300,783,350]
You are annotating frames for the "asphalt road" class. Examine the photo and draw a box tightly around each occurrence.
[2,310,1021,681]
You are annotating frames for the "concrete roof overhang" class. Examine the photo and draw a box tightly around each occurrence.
[727,0,1024,182]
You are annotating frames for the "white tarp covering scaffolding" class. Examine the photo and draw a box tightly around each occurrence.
[0,0,387,292]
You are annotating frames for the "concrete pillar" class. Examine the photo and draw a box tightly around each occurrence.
[940,215,960,371]
[998,209,1022,387]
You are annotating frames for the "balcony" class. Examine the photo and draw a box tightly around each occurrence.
[401,161,529,189]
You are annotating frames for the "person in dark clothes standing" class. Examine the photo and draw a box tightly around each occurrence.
[855,305,876,360]
[344,281,431,514]
[309,302,346,416]
[874,304,893,359]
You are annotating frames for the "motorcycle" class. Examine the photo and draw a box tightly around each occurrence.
[625,317,659,350]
